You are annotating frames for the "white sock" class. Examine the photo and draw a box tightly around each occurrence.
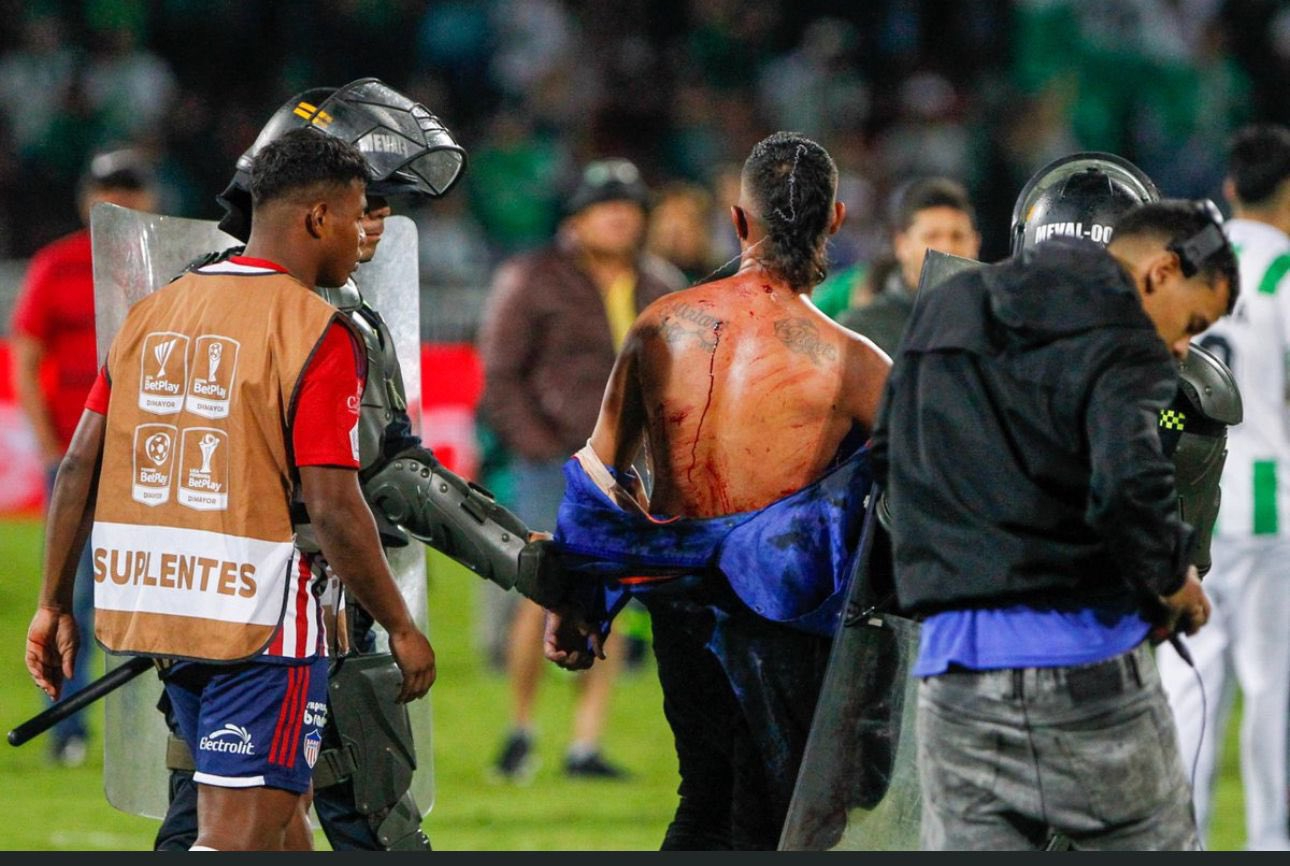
[188,845,219,851]
[567,741,597,761]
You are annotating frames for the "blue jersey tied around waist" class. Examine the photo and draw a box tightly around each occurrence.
[553,444,874,638]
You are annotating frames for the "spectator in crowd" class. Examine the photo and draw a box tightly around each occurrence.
[81,20,178,146]
[834,177,980,355]
[467,110,570,257]
[645,181,719,285]
[0,13,76,162]
[477,157,684,781]
[9,147,158,766]
[756,17,869,143]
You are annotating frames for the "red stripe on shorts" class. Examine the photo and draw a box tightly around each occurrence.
[282,665,311,769]
[269,666,301,766]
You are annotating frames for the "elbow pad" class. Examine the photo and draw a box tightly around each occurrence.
[362,446,570,606]
[1165,345,1241,578]
[1173,436,1226,579]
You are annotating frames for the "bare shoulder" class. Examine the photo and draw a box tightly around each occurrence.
[836,321,892,371]
[640,281,725,319]
[769,302,889,370]
[629,283,728,352]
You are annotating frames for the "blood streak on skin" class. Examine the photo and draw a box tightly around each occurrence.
[686,322,722,489]
[706,455,733,513]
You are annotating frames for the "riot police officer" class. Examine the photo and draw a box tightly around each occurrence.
[1010,152,1242,580]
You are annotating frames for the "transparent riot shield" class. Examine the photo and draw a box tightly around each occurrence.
[91,202,240,819]
[778,481,924,851]
[349,214,435,817]
[778,609,923,850]
[778,252,981,849]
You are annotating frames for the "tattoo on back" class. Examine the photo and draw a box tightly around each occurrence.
[774,318,837,366]
[658,302,721,352]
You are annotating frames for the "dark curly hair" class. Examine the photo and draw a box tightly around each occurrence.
[250,127,369,209]
[741,132,838,288]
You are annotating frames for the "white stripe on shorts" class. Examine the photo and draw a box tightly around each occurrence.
[193,771,267,788]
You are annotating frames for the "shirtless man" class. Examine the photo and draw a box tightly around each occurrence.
[546,132,890,849]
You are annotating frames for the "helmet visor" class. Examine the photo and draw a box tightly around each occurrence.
[306,79,466,197]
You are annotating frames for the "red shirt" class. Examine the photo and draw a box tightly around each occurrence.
[10,229,99,449]
[290,322,365,468]
[85,258,364,469]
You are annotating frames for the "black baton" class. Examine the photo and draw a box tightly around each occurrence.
[8,656,153,747]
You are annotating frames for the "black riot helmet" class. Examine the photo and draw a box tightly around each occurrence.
[1010,152,1160,256]
[217,78,467,241]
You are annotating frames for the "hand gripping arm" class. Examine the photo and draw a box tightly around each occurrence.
[362,445,571,607]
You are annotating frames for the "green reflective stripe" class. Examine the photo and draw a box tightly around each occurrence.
[1258,254,1290,296]
[1253,460,1278,535]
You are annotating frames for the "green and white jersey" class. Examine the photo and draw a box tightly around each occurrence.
[1198,218,1290,538]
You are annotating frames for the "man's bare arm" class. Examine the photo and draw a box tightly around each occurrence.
[299,466,436,702]
[547,324,653,670]
[588,324,649,483]
[26,408,104,698]
[11,335,63,466]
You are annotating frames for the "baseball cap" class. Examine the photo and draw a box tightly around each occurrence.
[80,148,156,192]
[564,158,650,216]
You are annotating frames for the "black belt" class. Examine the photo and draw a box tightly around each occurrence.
[1017,646,1145,701]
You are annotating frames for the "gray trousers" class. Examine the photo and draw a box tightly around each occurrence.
[917,641,1200,851]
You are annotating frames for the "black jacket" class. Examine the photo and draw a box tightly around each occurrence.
[870,239,1193,615]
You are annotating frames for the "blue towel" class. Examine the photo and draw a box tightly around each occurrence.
[553,444,874,637]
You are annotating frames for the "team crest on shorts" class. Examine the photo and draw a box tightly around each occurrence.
[303,728,322,769]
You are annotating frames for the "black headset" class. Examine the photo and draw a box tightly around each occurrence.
[1168,199,1228,278]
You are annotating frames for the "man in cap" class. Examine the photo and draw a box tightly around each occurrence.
[10,147,158,767]
[478,157,685,781]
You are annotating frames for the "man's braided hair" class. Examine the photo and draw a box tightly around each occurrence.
[741,132,838,289]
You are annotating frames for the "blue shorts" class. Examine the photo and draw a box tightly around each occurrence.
[163,657,330,794]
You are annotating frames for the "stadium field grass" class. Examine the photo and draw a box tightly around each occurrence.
[0,516,1250,850]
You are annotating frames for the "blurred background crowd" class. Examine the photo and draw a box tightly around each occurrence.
[0,0,1287,341]
[2,1,1290,839]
